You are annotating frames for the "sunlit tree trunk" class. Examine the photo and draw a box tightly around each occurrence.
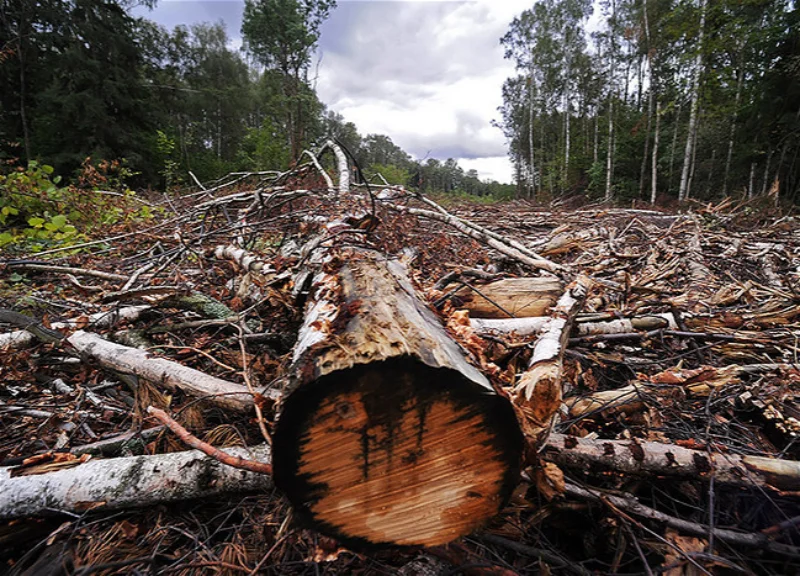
[605,96,615,202]
[678,0,707,202]
[564,64,571,188]
[651,100,661,204]
[528,68,536,198]
[639,0,653,199]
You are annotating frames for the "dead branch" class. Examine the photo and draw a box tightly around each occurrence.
[0,444,272,520]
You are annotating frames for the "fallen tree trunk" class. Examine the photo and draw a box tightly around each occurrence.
[67,331,255,412]
[545,434,800,491]
[471,314,670,338]
[272,248,523,548]
[453,277,563,319]
[0,445,272,519]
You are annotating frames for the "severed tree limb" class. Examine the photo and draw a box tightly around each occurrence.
[565,363,797,419]
[148,407,272,475]
[471,314,671,339]
[67,331,256,412]
[412,192,558,271]
[564,482,800,557]
[213,244,275,275]
[387,203,567,277]
[5,261,129,281]
[0,443,272,520]
[0,305,151,350]
[546,434,800,491]
[318,140,349,193]
[514,276,592,433]
[301,149,335,190]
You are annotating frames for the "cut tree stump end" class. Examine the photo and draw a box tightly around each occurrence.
[273,358,523,548]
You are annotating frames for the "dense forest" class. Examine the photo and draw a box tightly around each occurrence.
[0,0,513,199]
[498,0,800,203]
[1,0,799,205]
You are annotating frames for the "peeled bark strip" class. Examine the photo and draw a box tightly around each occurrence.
[454,277,563,319]
[272,248,523,548]
[514,276,592,429]
[67,331,254,412]
[547,434,800,491]
[0,445,272,519]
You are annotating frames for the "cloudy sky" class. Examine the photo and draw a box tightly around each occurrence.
[134,0,541,183]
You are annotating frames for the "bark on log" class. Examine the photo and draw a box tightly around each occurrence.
[514,277,592,431]
[0,445,272,519]
[453,277,563,319]
[545,434,800,491]
[272,248,523,548]
[66,331,255,412]
[470,314,670,338]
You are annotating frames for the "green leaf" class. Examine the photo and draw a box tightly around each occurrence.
[41,164,54,174]
[9,273,24,282]
[53,176,62,184]
[51,214,68,229]
[44,222,59,231]
[28,217,45,228]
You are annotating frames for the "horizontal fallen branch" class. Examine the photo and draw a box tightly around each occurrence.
[67,331,256,412]
[0,444,272,520]
[545,434,800,491]
[0,305,150,350]
[565,482,800,557]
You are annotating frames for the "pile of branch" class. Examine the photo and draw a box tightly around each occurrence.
[2,154,800,574]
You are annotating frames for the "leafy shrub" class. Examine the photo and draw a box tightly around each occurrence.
[0,160,161,253]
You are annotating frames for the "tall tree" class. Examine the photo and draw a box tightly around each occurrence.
[242,0,335,161]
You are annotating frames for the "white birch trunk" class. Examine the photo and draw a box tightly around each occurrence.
[668,101,682,193]
[529,69,536,198]
[651,100,661,204]
[678,0,707,202]
[0,445,272,519]
[605,97,615,202]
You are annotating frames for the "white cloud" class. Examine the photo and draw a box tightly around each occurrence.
[136,0,534,183]
[317,0,534,183]
[458,156,515,184]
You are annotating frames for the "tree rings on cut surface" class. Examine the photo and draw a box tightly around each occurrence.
[273,357,523,548]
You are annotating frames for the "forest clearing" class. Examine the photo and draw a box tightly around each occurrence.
[2,149,800,574]
[2,0,800,573]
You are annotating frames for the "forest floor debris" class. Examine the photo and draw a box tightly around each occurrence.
[2,168,800,574]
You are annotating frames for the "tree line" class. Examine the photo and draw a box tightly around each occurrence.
[0,0,513,198]
[498,0,800,204]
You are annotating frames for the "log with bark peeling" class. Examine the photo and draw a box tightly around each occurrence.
[471,314,671,338]
[453,277,563,319]
[545,434,800,491]
[272,247,523,548]
[513,276,592,432]
[0,305,150,350]
[0,445,272,519]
